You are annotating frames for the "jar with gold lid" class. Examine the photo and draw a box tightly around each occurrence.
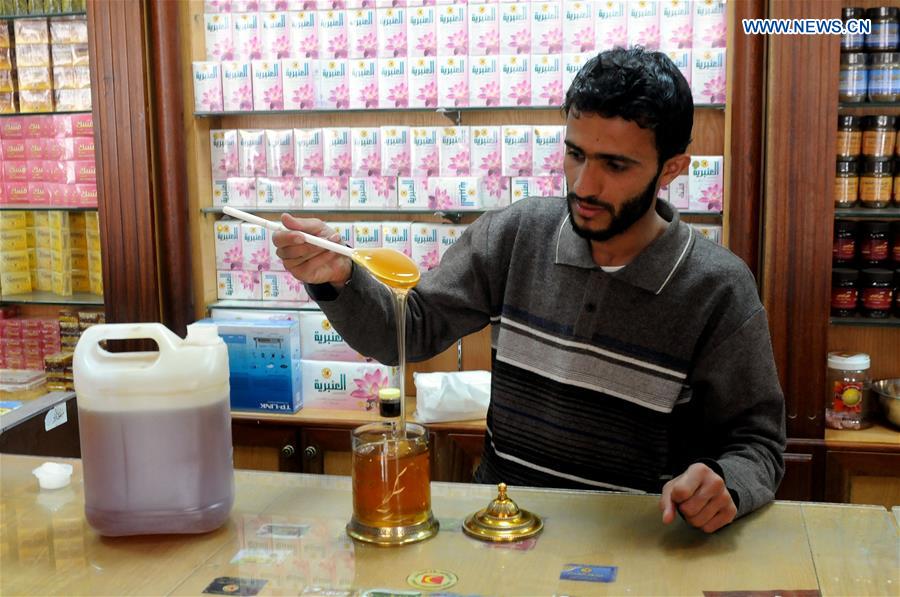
[860,158,894,208]
[835,159,859,208]
[839,52,868,103]
[861,115,897,158]
[837,115,862,159]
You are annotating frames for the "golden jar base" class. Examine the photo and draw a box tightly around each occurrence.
[346,513,439,546]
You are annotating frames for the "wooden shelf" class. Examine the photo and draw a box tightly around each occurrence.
[0,110,90,118]
[839,102,900,115]
[830,316,900,328]
[835,207,900,219]
[0,11,85,20]
[0,204,97,211]
[0,291,102,306]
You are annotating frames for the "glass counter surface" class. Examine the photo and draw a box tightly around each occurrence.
[1,454,897,596]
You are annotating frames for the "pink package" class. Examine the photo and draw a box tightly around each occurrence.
[479,175,510,209]
[499,2,530,55]
[294,128,325,176]
[265,129,295,177]
[381,221,411,256]
[500,55,530,107]
[28,182,50,205]
[397,176,429,209]
[323,128,352,176]
[691,48,725,104]
[668,173,689,209]
[74,184,97,207]
[349,176,397,208]
[302,176,350,208]
[226,177,258,207]
[318,59,349,109]
[242,222,271,271]
[530,1,561,54]
[328,221,354,248]
[377,57,408,108]
[594,0,627,51]
[437,4,467,56]
[437,223,466,260]
[252,60,284,110]
[379,125,410,176]
[260,11,291,59]
[660,0,693,51]
[266,231,286,271]
[627,0,660,50]
[469,125,501,176]
[351,127,381,176]
[469,55,499,107]
[353,222,382,248]
[261,271,307,301]
[193,61,223,112]
[25,138,46,160]
[349,58,379,109]
[281,58,318,109]
[210,129,239,180]
[666,49,691,86]
[2,139,25,160]
[563,2,594,53]
[23,117,49,139]
[26,160,47,182]
[73,160,96,184]
[427,176,480,209]
[211,180,230,207]
[410,126,439,177]
[407,5,436,57]
[2,162,26,181]
[437,56,468,107]
[0,117,25,139]
[468,3,499,56]
[439,126,470,176]
[214,220,243,270]
[289,10,319,58]
[70,113,93,138]
[222,61,253,111]
[204,13,234,61]
[73,137,94,160]
[348,8,378,58]
[318,10,348,59]
[531,125,565,176]
[408,56,437,107]
[216,270,262,301]
[531,54,562,106]
[6,182,29,203]
[233,13,262,60]
[410,223,439,271]
[257,176,302,208]
[501,125,532,177]
[377,8,407,57]
[563,52,591,93]
[238,129,267,177]
[693,0,726,49]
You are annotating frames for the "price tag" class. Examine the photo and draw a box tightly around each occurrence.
[44,404,67,431]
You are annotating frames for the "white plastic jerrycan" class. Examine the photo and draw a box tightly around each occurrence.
[73,322,234,536]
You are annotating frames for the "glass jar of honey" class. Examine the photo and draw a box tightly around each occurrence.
[861,115,897,158]
[831,267,859,317]
[835,159,859,208]
[841,7,866,52]
[865,6,900,52]
[859,158,893,208]
[839,52,868,103]
[859,220,891,266]
[826,352,873,430]
[867,52,900,103]
[860,268,894,318]
[833,220,857,266]
[837,115,862,159]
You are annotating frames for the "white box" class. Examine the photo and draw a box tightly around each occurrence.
[301,360,400,411]
[501,125,532,176]
[428,176,480,209]
[479,175,510,209]
[381,221,411,257]
[510,176,531,203]
[499,55,530,106]
[210,129,238,180]
[349,177,397,208]
[532,125,565,176]
[437,4,467,56]
[595,0,627,51]
[377,7,407,57]
[349,58,379,109]
[397,176,429,209]
[410,126,439,177]
[204,13,234,61]
[221,61,253,111]
[407,56,437,108]
[410,222,440,270]
[257,176,301,208]
[470,125,501,176]
[289,10,319,58]
[468,3,499,56]
[242,222,272,271]
[347,8,378,58]
[351,128,381,177]
[693,0,726,48]
[563,52,591,94]
[688,156,723,211]
[260,11,291,59]
[691,48,726,104]
[665,49,691,87]
[627,0,660,50]
[562,2,594,53]
[251,60,283,110]
[318,59,349,109]
[233,13,261,60]
[439,126,470,176]
[212,180,230,207]
[214,220,243,270]
[377,57,408,108]
[193,61,223,112]
[531,54,562,106]
[353,221,382,248]
[530,0,561,54]
[407,5,437,57]
[282,59,318,109]
[532,175,564,197]
[323,127,352,176]
[294,128,325,176]
[499,2,530,55]
[668,173,689,209]
[469,55,500,107]
[328,221,354,247]
[217,270,262,300]
[265,129,294,177]
[437,223,466,260]
[660,0,693,51]
[303,176,349,208]
[437,56,468,107]
[262,271,309,301]
[380,125,410,176]
[226,177,258,207]
[298,311,366,360]
[318,9,348,59]
[238,129,266,177]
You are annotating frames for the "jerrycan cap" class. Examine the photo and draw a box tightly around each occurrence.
[32,462,74,490]
[184,323,222,347]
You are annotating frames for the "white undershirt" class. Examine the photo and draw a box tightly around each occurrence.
[600,265,626,273]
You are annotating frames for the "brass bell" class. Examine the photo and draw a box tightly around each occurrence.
[462,483,543,542]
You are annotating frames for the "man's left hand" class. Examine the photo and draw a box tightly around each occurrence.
[659,462,736,533]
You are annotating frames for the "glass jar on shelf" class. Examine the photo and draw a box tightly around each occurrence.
[860,268,894,318]
[859,220,891,266]
[867,52,900,103]
[839,52,868,103]
[841,7,867,52]
[865,6,899,52]
[859,158,894,208]
[836,115,862,160]
[831,267,859,318]
[835,159,859,208]
[861,115,896,158]
[833,220,857,266]
[826,352,873,431]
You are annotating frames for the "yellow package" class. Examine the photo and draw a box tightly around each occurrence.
[84,211,98,228]
[0,212,27,230]
[27,247,35,269]
[88,269,102,296]
[14,19,49,45]
[50,17,87,44]
[0,228,28,251]
[52,65,90,90]
[87,250,101,274]
[86,239,100,257]
[0,92,15,114]
[71,269,89,292]
[18,89,53,112]
[0,69,14,93]
[69,230,86,250]
[53,43,90,67]
[17,67,51,91]
[50,248,71,273]
[70,247,87,270]
[84,224,99,241]
[34,227,51,249]
[1,271,32,294]
[32,211,49,227]
[0,23,10,49]
[51,270,72,296]
[36,247,52,269]
[29,268,38,288]
[68,212,85,228]
[15,43,50,67]
[24,211,34,226]
[35,269,52,292]
[49,231,70,253]
[48,210,69,230]
[0,249,30,273]
[53,88,90,111]
[24,227,35,247]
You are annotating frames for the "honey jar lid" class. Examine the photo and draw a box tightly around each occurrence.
[462,483,543,542]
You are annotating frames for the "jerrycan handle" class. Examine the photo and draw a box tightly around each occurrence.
[76,323,184,370]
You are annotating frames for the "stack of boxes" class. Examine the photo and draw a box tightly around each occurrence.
[48,16,91,112]
[0,310,60,371]
[0,22,12,113]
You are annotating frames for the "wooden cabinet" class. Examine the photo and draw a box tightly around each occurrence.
[232,420,302,472]
[824,425,900,508]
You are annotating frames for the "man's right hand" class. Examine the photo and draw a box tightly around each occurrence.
[273,214,353,288]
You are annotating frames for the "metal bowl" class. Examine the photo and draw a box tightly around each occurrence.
[872,379,900,428]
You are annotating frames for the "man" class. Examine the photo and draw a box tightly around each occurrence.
[273,47,786,533]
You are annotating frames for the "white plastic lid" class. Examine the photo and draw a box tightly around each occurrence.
[32,462,74,490]
[184,322,221,346]
[827,352,870,371]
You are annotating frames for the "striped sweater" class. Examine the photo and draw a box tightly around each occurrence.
[310,197,786,518]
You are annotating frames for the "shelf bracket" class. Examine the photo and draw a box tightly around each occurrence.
[436,108,462,126]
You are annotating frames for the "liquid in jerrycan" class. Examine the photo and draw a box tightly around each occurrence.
[73,322,234,536]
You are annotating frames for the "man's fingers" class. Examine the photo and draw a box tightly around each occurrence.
[700,503,737,533]
[659,481,677,524]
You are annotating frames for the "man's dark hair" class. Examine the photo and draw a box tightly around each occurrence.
[564,47,694,165]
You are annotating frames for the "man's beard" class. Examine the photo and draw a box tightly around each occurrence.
[566,174,660,242]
